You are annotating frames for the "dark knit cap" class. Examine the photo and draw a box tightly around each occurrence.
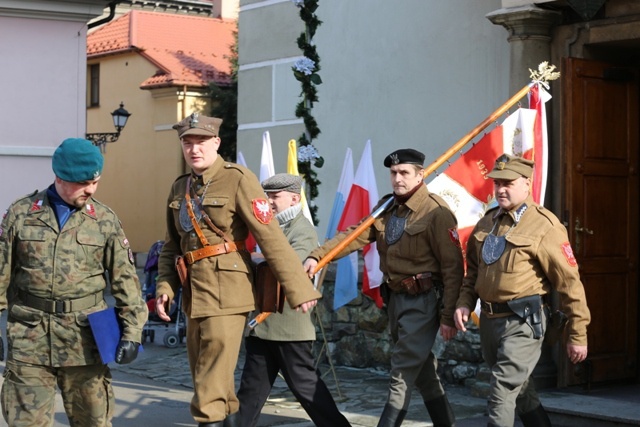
[52,138,103,182]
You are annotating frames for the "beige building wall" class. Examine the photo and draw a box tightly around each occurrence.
[237,0,510,231]
[87,53,211,252]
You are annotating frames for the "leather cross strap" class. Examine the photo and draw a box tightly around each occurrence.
[182,177,244,265]
[184,177,211,247]
[184,241,246,265]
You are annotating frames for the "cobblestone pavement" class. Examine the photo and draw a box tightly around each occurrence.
[111,332,490,427]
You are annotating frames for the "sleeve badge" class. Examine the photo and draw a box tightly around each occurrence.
[252,199,273,224]
[561,242,578,267]
[448,227,461,247]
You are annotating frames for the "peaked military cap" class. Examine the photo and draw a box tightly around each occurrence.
[52,138,103,182]
[486,153,534,180]
[383,148,425,168]
[262,173,303,194]
[173,112,222,138]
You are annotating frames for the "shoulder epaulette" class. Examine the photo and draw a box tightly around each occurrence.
[172,173,190,184]
[535,205,560,226]
[223,162,248,175]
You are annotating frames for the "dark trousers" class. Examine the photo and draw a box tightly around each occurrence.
[237,336,351,427]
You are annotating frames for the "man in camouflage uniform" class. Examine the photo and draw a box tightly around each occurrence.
[0,138,148,427]
[304,149,463,427]
[154,114,321,427]
[454,154,590,427]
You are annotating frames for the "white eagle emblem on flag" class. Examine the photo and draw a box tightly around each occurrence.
[252,199,273,224]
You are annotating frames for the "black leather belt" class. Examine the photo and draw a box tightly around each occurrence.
[480,300,513,315]
[18,290,104,314]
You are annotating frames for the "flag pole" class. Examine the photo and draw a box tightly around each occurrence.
[311,62,560,275]
[249,63,559,328]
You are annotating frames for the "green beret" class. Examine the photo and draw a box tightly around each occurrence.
[384,148,425,168]
[52,138,103,182]
[262,173,302,194]
[486,153,534,180]
[173,113,222,138]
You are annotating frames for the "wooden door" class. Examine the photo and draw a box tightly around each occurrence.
[561,58,639,386]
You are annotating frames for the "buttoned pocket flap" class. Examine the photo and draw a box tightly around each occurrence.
[216,253,249,274]
[77,229,105,246]
[10,304,44,326]
[505,234,535,247]
[404,222,427,236]
[202,196,229,207]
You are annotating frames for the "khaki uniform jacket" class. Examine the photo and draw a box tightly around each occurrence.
[0,189,148,366]
[457,196,591,345]
[156,157,321,318]
[309,184,464,327]
[253,209,318,341]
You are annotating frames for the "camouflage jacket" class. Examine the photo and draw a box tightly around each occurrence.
[0,189,148,367]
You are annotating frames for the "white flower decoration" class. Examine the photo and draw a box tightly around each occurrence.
[293,57,316,76]
[298,145,320,162]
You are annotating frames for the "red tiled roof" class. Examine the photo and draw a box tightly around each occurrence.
[87,10,235,88]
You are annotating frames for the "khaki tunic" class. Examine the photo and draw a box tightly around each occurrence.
[457,196,591,345]
[0,189,147,367]
[156,156,321,318]
[310,184,463,327]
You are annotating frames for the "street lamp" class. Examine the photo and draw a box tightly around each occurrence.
[85,102,132,152]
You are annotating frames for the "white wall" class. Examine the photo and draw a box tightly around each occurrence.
[238,0,509,232]
[0,0,107,211]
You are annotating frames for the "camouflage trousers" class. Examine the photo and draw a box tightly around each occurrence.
[1,360,114,427]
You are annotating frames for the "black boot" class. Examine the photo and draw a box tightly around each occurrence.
[377,403,407,427]
[222,412,238,427]
[424,395,456,427]
[519,404,552,427]
[198,422,223,427]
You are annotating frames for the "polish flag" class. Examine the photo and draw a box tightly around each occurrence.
[325,148,359,310]
[338,140,384,308]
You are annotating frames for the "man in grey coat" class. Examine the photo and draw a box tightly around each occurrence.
[237,173,350,427]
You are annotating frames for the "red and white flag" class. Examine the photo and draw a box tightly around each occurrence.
[427,87,550,253]
[338,140,384,308]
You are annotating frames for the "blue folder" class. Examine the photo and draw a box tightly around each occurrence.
[87,307,121,364]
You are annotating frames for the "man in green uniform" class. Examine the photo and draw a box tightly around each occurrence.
[304,149,463,427]
[454,153,591,427]
[237,173,351,427]
[0,138,148,426]
[155,114,321,427]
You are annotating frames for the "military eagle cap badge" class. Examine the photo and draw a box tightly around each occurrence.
[252,199,273,224]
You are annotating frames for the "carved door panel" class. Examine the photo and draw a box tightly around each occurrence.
[561,57,639,386]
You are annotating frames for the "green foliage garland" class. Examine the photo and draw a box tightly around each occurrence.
[291,0,323,224]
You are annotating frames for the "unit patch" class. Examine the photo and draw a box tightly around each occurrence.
[448,228,461,247]
[30,200,43,212]
[252,199,273,224]
[561,242,577,267]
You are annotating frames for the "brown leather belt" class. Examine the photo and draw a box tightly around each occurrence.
[18,290,104,314]
[399,272,433,295]
[184,241,246,265]
[480,300,513,315]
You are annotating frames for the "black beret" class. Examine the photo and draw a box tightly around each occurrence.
[383,148,425,168]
